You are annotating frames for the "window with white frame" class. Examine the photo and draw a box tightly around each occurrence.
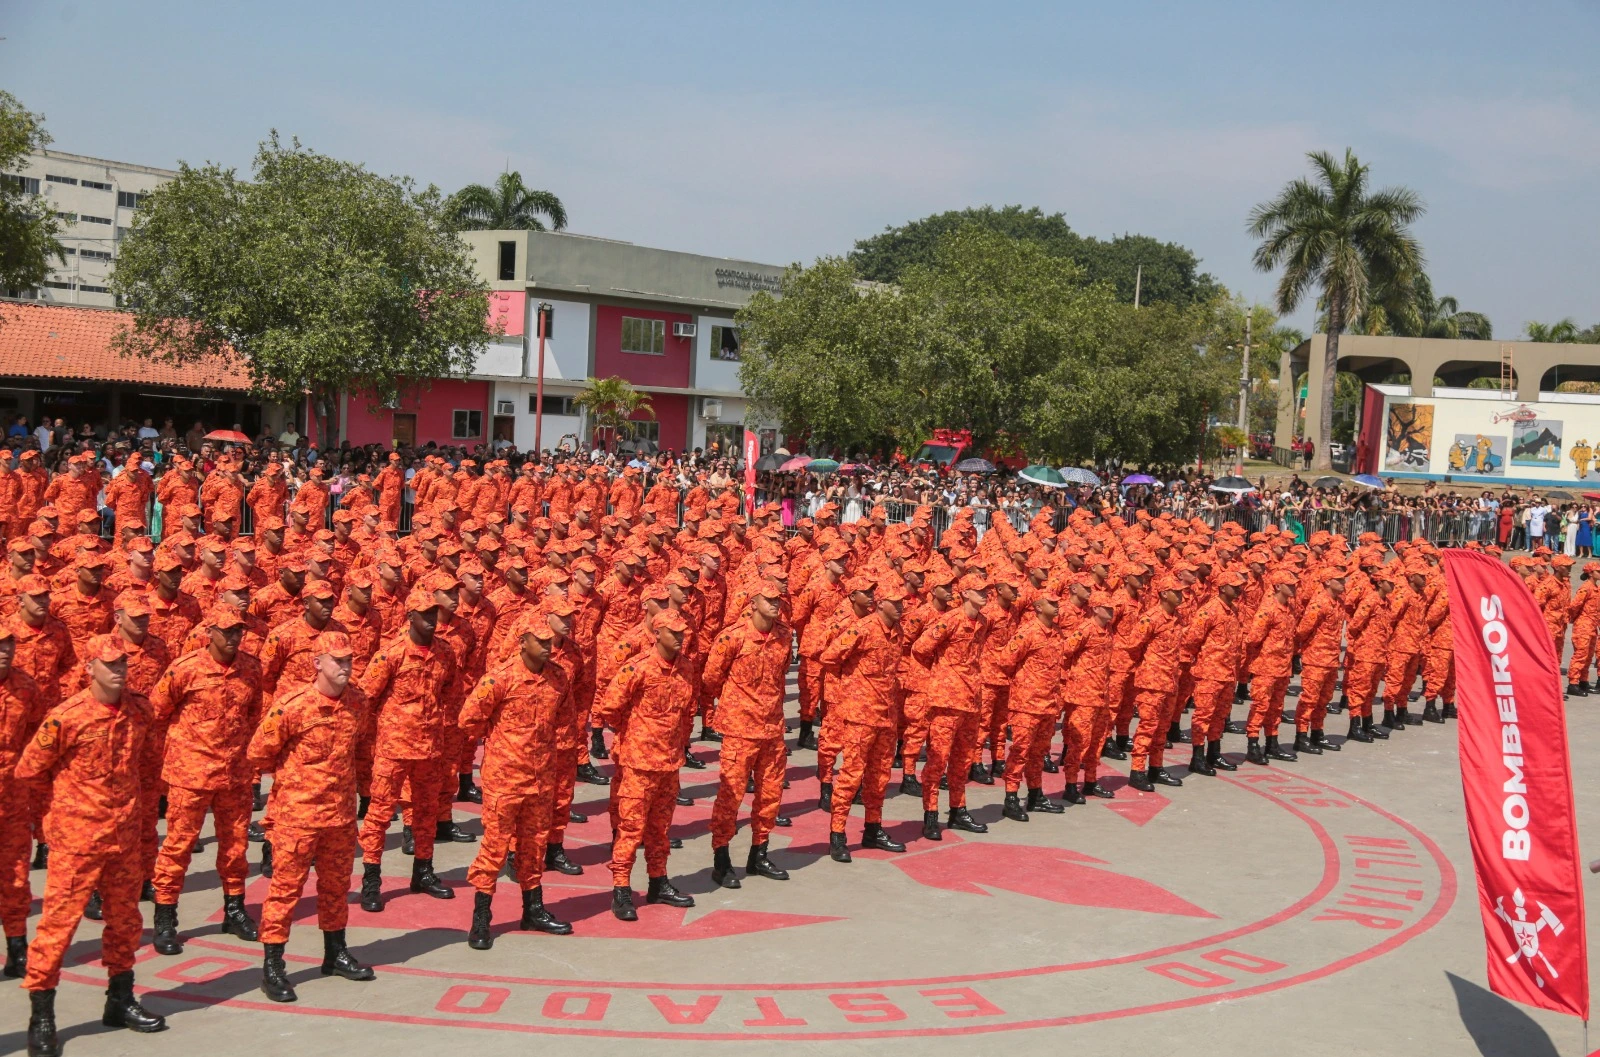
[620,316,665,355]
[452,409,482,438]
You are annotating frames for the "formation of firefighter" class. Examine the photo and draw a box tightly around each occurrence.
[5,451,1596,1057]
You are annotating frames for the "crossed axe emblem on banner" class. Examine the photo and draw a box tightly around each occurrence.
[1494,888,1564,987]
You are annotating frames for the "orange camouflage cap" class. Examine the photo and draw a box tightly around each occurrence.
[314,630,353,658]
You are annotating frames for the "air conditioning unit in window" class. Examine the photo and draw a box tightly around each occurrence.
[673,322,697,338]
[701,398,723,420]
[495,399,515,416]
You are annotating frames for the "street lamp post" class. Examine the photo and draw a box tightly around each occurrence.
[533,302,552,455]
[1234,314,1252,475]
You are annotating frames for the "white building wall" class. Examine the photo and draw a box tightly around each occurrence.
[694,314,743,394]
[524,297,591,382]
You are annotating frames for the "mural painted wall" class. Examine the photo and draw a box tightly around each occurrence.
[1370,384,1600,486]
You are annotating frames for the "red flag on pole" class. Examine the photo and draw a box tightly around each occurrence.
[1443,550,1588,1019]
[743,429,759,521]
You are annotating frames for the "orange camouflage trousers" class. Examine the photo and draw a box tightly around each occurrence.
[0,773,33,936]
[1246,675,1291,739]
[1296,664,1339,734]
[1344,659,1383,719]
[1424,647,1456,704]
[798,655,824,723]
[920,706,980,813]
[899,689,931,771]
[25,844,141,991]
[817,705,845,784]
[711,735,786,849]
[153,783,253,902]
[1382,651,1422,710]
[830,722,895,833]
[1130,687,1178,772]
[1110,669,1138,738]
[1189,678,1234,746]
[1062,706,1111,785]
[362,755,446,864]
[1569,624,1597,685]
[548,747,582,849]
[468,785,555,895]
[1002,711,1054,794]
[259,824,357,944]
[980,685,1009,764]
[610,767,679,887]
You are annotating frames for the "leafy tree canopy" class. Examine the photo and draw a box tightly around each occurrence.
[112,133,492,406]
[850,205,1219,307]
[738,227,1234,464]
[0,91,64,298]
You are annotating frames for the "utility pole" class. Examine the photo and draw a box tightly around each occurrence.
[533,302,551,454]
[1133,265,1142,309]
[1235,313,1251,475]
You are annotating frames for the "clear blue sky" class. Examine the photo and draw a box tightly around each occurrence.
[6,1,1597,336]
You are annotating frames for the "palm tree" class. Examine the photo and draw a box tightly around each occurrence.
[575,375,653,452]
[1526,318,1580,343]
[1249,148,1424,470]
[447,171,567,232]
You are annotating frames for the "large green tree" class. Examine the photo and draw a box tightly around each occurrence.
[738,227,1231,464]
[1526,318,1581,343]
[0,92,64,302]
[447,171,567,231]
[112,134,492,435]
[1249,148,1424,470]
[850,205,1218,307]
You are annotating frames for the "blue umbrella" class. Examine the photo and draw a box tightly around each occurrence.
[1352,474,1384,489]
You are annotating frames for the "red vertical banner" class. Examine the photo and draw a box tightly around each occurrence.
[742,429,759,520]
[1443,550,1588,1019]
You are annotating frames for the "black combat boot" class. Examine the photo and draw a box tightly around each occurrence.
[1422,700,1443,723]
[829,832,853,863]
[1294,732,1321,756]
[699,724,722,743]
[1312,729,1340,751]
[544,844,582,875]
[683,746,707,769]
[1002,792,1029,821]
[1165,721,1183,748]
[1380,709,1401,731]
[520,887,572,934]
[152,902,182,955]
[1399,706,1420,727]
[646,876,694,907]
[1441,702,1457,719]
[437,819,477,843]
[1083,781,1115,800]
[968,761,994,785]
[221,894,258,940]
[31,842,47,870]
[102,970,166,1031]
[947,806,988,833]
[1566,683,1583,697]
[862,823,905,852]
[1150,767,1184,787]
[1101,737,1127,760]
[253,782,267,811]
[921,810,943,841]
[1188,745,1215,777]
[260,840,274,878]
[321,929,375,979]
[1225,717,1248,735]
[27,988,57,1057]
[712,845,741,889]
[817,782,833,812]
[1347,717,1373,743]
[456,773,481,803]
[1128,769,1155,792]
[1028,788,1067,811]
[1364,715,1390,740]
[1246,738,1268,766]
[4,934,26,978]
[899,774,922,796]
[467,891,494,949]
[590,727,609,760]
[1116,733,1133,754]
[1266,736,1297,762]
[262,943,298,1001]
[1061,783,1086,805]
[247,820,266,842]
[401,825,415,856]
[357,795,370,819]
[746,843,789,880]
[360,863,384,912]
[140,880,155,902]
[1042,754,1059,774]
[576,761,609,785]
[410,858,454,899]
[1208,741,1237,771]
[797,720,817,750]
[84,890,103,921]
[611,886,637,921]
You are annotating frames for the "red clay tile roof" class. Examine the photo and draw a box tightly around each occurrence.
[0,299,251,392]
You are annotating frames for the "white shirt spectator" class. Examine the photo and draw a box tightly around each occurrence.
[33,424,51,452]
[1528,504,1551,537]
